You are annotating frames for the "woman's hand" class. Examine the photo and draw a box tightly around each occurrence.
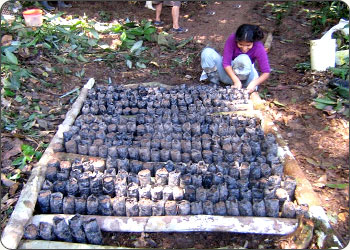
[246,72,270,93]
[232,80,242,89]
[224,65,242,89]
[246,80,258,93]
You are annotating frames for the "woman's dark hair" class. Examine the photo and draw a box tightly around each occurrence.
[235,24,264,42]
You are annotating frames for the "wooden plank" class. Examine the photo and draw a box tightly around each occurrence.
[29,214,298,235]
[18,240,130,249]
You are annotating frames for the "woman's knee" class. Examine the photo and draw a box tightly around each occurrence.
[201,47,221,67]
[201,47,218,59]
[232,54,251,67]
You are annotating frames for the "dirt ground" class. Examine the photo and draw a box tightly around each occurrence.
[1,1,349,249]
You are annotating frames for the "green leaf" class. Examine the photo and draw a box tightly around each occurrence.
[335,86,349,99]
[15,95,23,102]
[88,28,99,39]
[42,42,52,49]
[26,37,39,47]
[176,36,193,49]
[87,39,97,47]
[123,22,137,28]
[326,183,348,189]
[4,89,15,97]
[334,100,344,111]
[126,59,132,69]
[314,97,337,105]
[69,52,77,58]
[34,151,43,160]
[342,107,350,117]
[328,67,348,79]
[4,49,18,65]
[77,54,89,62]
[144,34,152,41]
[53,55,68,64]
[314,102,328,110]
[28,113,39,121]
[22,144,35,156]
[136,61,146,69]
[125,33,136,39]
[123,39,136,48]
[12,156,25,166]
[112,24,123,33]
[130,40,143,53]
[144,26,156,35]
[4,75,21,91]
[143,20,152,29]
[120,31,127,41]
[9,172,21,180]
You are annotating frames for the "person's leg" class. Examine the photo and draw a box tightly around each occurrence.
[169,1,187,33]
[171,5,179,29]
[201,47,221,70]
[155,2,163,22]
[201,47,232,84]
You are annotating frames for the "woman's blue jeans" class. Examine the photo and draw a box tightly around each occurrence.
[200,47,258,88]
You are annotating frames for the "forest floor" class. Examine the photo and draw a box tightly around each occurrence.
[1,1,349,249]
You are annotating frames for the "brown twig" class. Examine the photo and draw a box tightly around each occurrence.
[1,133,40,146]
[268,85,303,90]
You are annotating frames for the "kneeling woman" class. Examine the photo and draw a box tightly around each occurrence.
[200,24,270,93]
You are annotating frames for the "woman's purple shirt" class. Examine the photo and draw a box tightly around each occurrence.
[222,33,271,73]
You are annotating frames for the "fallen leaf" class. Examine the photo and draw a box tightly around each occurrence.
[41,62,53,72]
[327,211,338,224]
[314,174,327,188]
[18,47,30,58]
[305,157,320,167]
[149,61,160,67]
[4,198,17,208]
[2,138,23,160]
[1,35,12,46]
[1,98,12,108]
[338,212,348,222]
[28,78,39,85]
[22,164,33,174]
[1,173,16,187]
[317,174,327,183]
[314,183,325,188]
[36,119,48,130]
[1,193,9,204]
[9,182,19,196]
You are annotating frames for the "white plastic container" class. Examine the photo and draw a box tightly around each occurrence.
[310,38,336,71]
[22,9,43,27]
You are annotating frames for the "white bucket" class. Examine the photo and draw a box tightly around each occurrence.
[310,39,336,71]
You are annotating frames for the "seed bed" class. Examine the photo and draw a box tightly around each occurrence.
[3,81,313,249]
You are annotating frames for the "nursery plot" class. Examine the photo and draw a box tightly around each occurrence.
[17,83,307,246]
[21,84,305,244]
